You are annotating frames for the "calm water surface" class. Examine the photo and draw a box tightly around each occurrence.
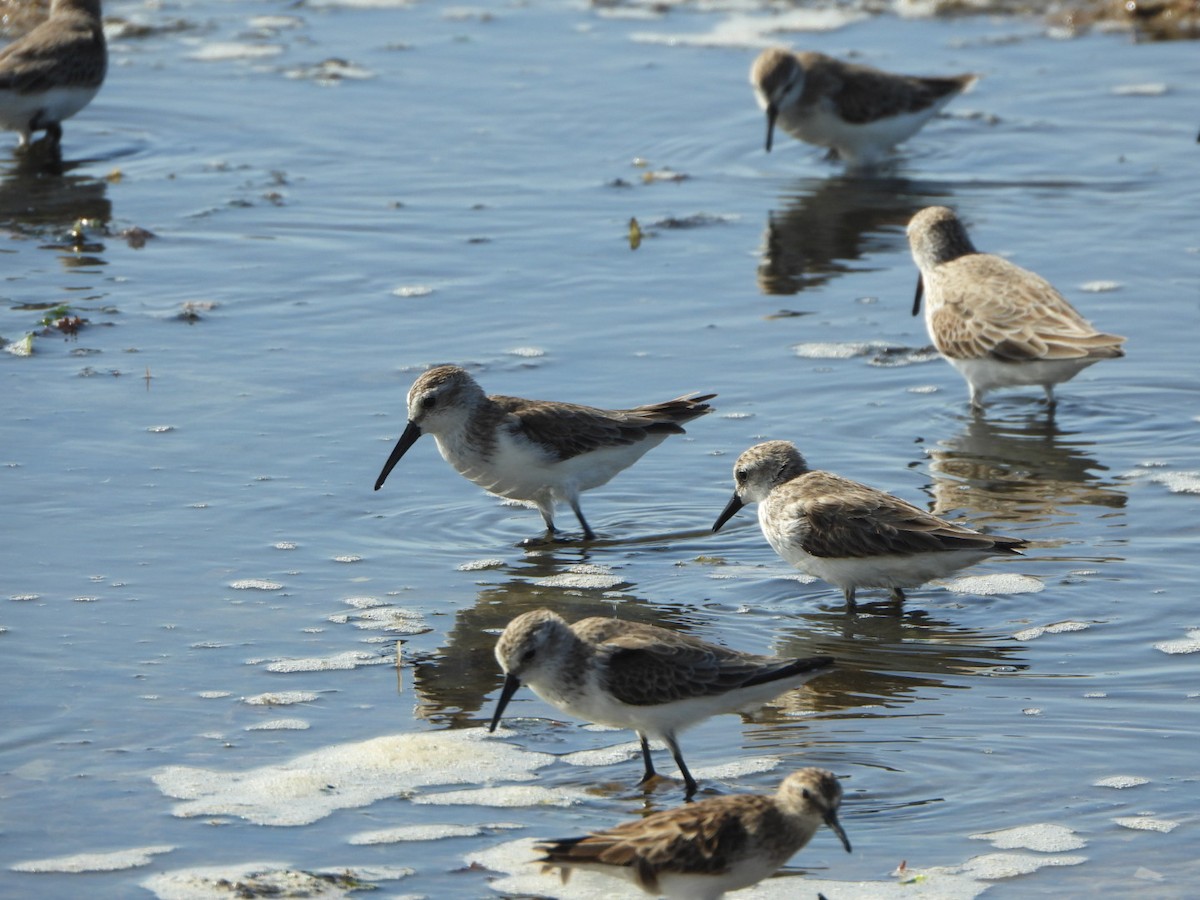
[1,0,1198,897]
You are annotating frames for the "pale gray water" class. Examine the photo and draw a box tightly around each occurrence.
[1,1,1198,897]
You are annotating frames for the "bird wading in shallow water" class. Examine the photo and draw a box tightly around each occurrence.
[374,365,715,540]
[0,0,107,150]
[535,767,851,899]
[713,441,1026,610]
[488,608,834,797]
[750,47,975,168]
[907,206,1126,410]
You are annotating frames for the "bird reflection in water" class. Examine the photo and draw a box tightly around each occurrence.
[757,175,952,296]
[925,410,1127,527]
[0,149,111,236]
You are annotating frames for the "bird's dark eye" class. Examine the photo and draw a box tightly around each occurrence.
[521,648,536,663]
[421,395,437,411]
[801,788,812,801]
[735,469,748,483]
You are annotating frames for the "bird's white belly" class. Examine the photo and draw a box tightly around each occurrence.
[0,86,99,133]
[950,356,1099,392]
[782,102,940,164]
[438,431,665,504]
[763,523,992,590]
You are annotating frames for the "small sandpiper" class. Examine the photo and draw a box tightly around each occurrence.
[374,365,715,540]
[750,47,975,168]
[712,441,1026,610]
[0,0,107,149]
[908,206,1127,410]
[488,608,834,797]
[536,767,851,899]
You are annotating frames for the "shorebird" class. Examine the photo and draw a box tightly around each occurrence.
[908,206,1126,409]
[0,0,107,149]
[712,441,1026,610]
[374,365,715,540]
[536,767,851,899]
[750,47,975,168]
[488,608,834,797]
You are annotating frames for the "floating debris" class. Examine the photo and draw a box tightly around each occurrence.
[628,216,642,250]
[283,58,375,84]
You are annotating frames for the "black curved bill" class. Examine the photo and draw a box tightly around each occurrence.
[826,810,852,853]
[374,420,422,491]
[712,492,744,533]
[765,105,778,153]
[487,673,522,733]
[911,275,924,317]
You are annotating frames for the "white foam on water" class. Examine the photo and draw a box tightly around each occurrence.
[348,822,522,844]
[350,608,427,632]
[411,784,587,808]
[246,719,310,731]
[533,566,625,590]
[154,729,551,825]
[11,845,175,873]
[458,558,505,571]
[229,579,283,591]
[187,43,284,62]
[631,8,867,49]
[1154,629,1200,654]
[1114,816,1178,833]
[969,823,1086,852]
[263,650,390,673]
[692,756,782,780]
[560,741,642,767]
[141,862,412,900]
[943,573,1044,596]
[243,691,319,706]
[1013,621,1089,641]
[793,340,888,360]
[1094,775,1149,789]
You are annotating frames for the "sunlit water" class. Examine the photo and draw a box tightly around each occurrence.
[1,1,1198,897]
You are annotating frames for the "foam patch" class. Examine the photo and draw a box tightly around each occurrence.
[154,729,552,826]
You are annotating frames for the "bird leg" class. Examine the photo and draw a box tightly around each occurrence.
[843,587,858,611]
[637,733,658,786]
[569,498,595,541]
[664,733,698,799]
[890,588,906,604]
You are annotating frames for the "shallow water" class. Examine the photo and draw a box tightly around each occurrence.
[1,0,1198,897]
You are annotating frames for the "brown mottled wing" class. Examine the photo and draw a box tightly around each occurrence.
[793,471,1017,559]
[493,393,715,462]
[0,19,106,93]
[537,795,769,882]
[574,618,780,706]
[930,255,1126,362]
[802,53,972,124]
